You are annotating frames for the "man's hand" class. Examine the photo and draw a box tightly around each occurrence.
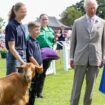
[70,60,75,69]
[99,61,103,68]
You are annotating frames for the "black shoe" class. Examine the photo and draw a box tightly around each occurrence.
[37,94,44,98]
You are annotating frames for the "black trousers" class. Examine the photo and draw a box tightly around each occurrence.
[37,59,51,95]
[28,59,51,105]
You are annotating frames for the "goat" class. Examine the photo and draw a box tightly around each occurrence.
[0,63,43,105]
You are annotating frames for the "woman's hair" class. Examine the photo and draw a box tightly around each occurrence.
[39,13,48,19]
[8,2,25,21]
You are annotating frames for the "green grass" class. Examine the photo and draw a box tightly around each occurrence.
[0,57,105,105]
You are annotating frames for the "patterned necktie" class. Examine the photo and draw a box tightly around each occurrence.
[89,17,94,32]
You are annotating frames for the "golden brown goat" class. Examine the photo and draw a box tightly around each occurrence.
[0,63,43,105]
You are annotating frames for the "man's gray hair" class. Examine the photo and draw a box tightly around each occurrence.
[84,0,98,9]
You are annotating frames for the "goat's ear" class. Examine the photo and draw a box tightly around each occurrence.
[35,65,43,72]
[16,64,25,70]
[35,65,41,69]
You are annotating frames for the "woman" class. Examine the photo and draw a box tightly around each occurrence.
[5,2,27,75]
[36,14,55,98]
[56,29,65,50]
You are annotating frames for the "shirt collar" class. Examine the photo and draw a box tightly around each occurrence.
[41,26,50,31]
[13,19,21,25]
[85,14,99,23]
[30,36,36,41]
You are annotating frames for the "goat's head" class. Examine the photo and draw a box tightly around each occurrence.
[16,63,43,82]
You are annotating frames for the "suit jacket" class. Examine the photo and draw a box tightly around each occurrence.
[70,15,105,66]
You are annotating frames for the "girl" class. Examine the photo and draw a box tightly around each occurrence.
[5,2,27,74]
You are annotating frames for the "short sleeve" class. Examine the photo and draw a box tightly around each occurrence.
[27,41,33,58]
[5,25,15,41]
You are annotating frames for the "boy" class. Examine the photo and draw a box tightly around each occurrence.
[27,22,42,105]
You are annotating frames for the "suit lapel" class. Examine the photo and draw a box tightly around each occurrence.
[82,15,99,34]
[91,17,99,32]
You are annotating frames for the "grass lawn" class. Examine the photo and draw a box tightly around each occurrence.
[0,57,105,105]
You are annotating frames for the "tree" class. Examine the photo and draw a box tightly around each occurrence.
[0,17,5,29]
[75,0,105,19]
[75,0,84,15]
[97,0,105,19]
[60,6,82,26]
[60,0,105,26]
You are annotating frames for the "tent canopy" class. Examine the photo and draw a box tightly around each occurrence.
[48,16,70,29]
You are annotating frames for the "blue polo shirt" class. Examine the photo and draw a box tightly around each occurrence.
[27,36,42,65]
[5,19,27,50]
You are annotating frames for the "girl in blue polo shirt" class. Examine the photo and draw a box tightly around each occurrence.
[5,2,27,74]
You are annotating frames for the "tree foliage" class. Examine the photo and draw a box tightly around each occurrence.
[60,0,105,26]
[61,6,82,26]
